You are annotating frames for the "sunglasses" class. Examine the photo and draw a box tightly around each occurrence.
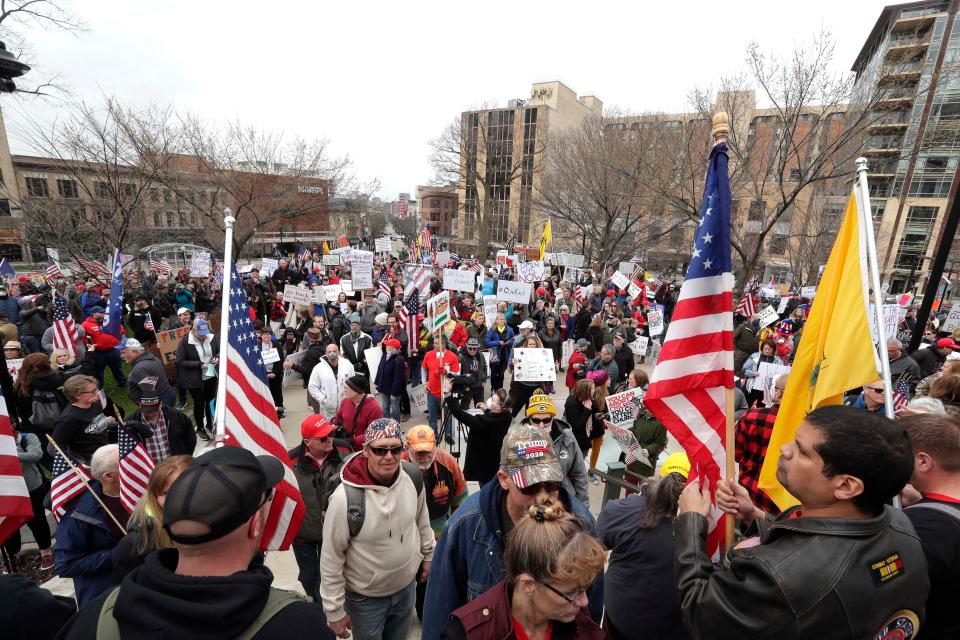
[368,445,403,457]
[518,481,561,496]
[528,416,553,425]
[306,435,332,443]
[865,387,884,393]
[537,579,586,604]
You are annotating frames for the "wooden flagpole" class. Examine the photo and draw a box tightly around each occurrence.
[45,435,126,534]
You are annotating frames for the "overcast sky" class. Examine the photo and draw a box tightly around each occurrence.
[4,0,898,199]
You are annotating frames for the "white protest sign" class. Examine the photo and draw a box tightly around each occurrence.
[618,262,635,276]
[800,286,816,299]
[647,309,664,337]
[943,301,960,333]
[566,254,585,268]
[409,384,428,413]
[561,339,574,367]
[375,237,392,252]
[869,303,905,341]
[629,336,649,357]
[260,258,278,277]
[483,297,498,327]
[757,305,780,329]
[323,284,341,303]
[777,297,791,314]
[496,250,508,268]
[6,357,22,380]
[628,280,643,300]
[364,345,382,381]
[610,271,631,291]
[761,287,777,298]
[340,280,354,295]
[282,285,313,307]
[757,362,791,406]
[322,254,340,266]
[427,290,450,332]
[606,387,646,427]
[261,348,280,365]
[189,251,211,277]
[443,268,476,292]
[513,348,557,382]
[435,251,451,266]
[563,267,582,284]
[496,280,532,305]
[283,350,306,386]
[351,250,374,289]
[516,261,545,283]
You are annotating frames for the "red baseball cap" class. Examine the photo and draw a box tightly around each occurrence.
[383,338,401,350]
[606,290,615,297]
[301,414,335,439]
[936,338,959,350]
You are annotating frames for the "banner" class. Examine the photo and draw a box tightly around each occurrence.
[351,250,374,289]
[323,284,341,303]
[618,262,636,276]
[563,267,582,284]
[869,303,905,340]
[427,291,450,332]
[516,261,545,283]
[800,286,816,299]
[6,357,22,380]
[364,345,382,380]
[561,339,573,367]
[943,301,960,333]
[629,336,649,357]
[483,296,498,327]
[513,348,556,382]
[435,251,451,266]
[610,271,631,291]
[647,309,664,337]
[496,281,532,305]
[189,251,211,277]
[409,384,428,413]
[443,268,476,292]
[282,284,314,307]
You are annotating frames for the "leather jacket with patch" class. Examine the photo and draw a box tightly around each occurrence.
[674,505,930,639]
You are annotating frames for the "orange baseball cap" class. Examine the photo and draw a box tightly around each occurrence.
[405,425,436,452]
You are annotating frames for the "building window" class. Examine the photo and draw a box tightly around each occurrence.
[0,168,5,185]
[166,211,176,227]
[25,177,49,198]
[748,200,764,221]
[95,181,110,199]
[0,244,22,261]
[789,168,802,181]
[150,188,160,202]
[894,206,938,269]
[0,200,9,217]
[163,189,171,203]
[769,235,788,255]
[153,212,161,227]
[123,183,136,198]
[57,179,79,199]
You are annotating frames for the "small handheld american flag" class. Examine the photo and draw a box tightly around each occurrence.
[45,258,63,281]
[52,292,81,356]
[49,445,92,521]
[149,258,172,276]
[118,421,156,513]
[735,291,757,318]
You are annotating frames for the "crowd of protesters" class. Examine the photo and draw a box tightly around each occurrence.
[0,250,959,640]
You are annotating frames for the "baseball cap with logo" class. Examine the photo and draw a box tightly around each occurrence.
[301,414,335,440]
[405,425,436,452]
[194,319,210,336]
[162,447,284,545]
[115,337,143,351]
[500,423,563,489]
[660,452,691,479]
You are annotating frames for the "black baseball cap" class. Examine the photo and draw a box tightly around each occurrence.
[162,447,284,545]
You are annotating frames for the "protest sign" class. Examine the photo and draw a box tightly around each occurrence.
[516,261,545,283]
[283,350,306,386]
[561,339,573,367]
[282,284,313,307]
[6,357,22,380]
[364,345,382,380]
[375,237,392,252]
[647,309,664,337]
[260,348,280,365]
[761,287,777,298]
[513,348,556,382]
[942,301,960,333]
[156,326,191,365]
[777,296,791,314]
[496,280,532,305]
[610,271,631,291]
[483,297,498,327]
[869,303,906,341]
[496,250,508,268]
[627,280,643,300]
[435,251,451,266]
[603,420,650,466]
[323,284,341,303]
[443,268,476,292]
[800,286,816,299]
[322,254,340,266]
[565,254,585,268]
[606,387,646,427]
[562,267,581,284]
[409,384,428,413]
[757,362,791,406]
[189,251,211,277]
[618,262,636,276]
[629,336,649,357]
[757,305,780,329]
[351,250,374,289]
[898,293,912,308]
[427,291,450,332]
[340,280,354,295]
[260,258,278,277]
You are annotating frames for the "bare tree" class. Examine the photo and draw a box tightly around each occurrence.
[0,0,86,95]
[430,105,547,258]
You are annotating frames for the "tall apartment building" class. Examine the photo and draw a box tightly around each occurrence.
[852,0,960,293]
[417,184,457,240]
[453,81,603,253]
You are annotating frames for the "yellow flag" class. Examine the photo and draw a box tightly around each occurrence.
[538,220,552,260]
[322,240,330,255]
[757,189,880,510]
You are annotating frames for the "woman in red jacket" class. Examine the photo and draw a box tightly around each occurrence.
[332,374,383,449]
[565,339,589,390]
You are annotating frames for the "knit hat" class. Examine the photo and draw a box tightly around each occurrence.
[301,414,335,440]
[364,418,402,444]
[374,312,388,325]
[587,369,609,386]
[348,313,361,325]
[525,389,556,417]
[345,374,368,394]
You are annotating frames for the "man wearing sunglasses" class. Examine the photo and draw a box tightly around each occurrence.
[289,415,353,604]
[321,418,434,640]
[421,423,602,640]
[519,389,590,508]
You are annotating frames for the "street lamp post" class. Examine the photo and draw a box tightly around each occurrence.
[0,41,29,93]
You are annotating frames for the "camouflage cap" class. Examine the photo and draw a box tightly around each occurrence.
[500,424,563,489]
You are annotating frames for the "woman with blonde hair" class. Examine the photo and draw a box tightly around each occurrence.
[112,454,192,582]
[443,500,606,640]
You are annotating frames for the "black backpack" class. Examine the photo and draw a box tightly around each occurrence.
[344,459,424,537]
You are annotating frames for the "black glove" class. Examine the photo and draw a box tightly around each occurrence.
[125,419,154,440]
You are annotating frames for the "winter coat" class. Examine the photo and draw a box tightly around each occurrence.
[563,395,593,453]
[127,351,173,404]
[0,294,20,323]
[290,341,326,389]
[566,351,586,390]
[339,330,373,375]
[484,325,515,369]
[0,573,76,640]
[741,352,785,393]
[538,328,562,362]
[444,395,511,484]
[420,480,602,640]
[129,406,197,457]
[288,439,352,542]
[307,357,355,418]
[53,481,119,606]
[374,352,407,398]
[586,355,619,385]
[174,334,219,390]
[333,395,384,450]
[128,307,161,342]
[359,302,384,334]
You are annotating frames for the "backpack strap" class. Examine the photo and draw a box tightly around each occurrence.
[345,460,425,538]
[96,586,304,640]
[906,501,960,524]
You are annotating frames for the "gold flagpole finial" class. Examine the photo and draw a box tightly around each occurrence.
[712,112,729,145]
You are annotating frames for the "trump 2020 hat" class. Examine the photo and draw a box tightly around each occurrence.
[500,424,563,489]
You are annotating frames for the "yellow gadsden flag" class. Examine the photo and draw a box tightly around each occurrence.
[758,189,880,510]
[538,220,552,260]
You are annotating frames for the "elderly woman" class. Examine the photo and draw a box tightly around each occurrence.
[175,318,219,439]
[742,338,784,406]
[443,500,606,640]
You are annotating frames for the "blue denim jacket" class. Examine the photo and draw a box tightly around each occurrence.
[420,480,604,640]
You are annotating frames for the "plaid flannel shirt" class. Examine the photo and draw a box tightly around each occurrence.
[142,410,170,463]
[734,403,781,515]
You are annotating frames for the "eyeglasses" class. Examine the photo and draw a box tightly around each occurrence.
[517,481,561,496]
[528,416,553,425]
[536,579,586,604]
[368,445,403,457]
[81,388,100,396]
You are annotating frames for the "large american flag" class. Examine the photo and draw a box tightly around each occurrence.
[76,257,111,281]
[404,264,433,299]
[149,258,173,276]
[644,142,733,557]
[0,387,31,545]
[397,288,421,356]
[52,292,81,356]
[378,269,391,298]
[50,445,92,521]
[222,265,304,550]
[118,421,155,513]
